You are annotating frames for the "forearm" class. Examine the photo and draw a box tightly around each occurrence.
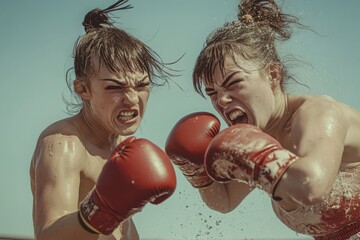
[199,182,228,213]
[274,159,336,209]
[199,181,250,213]
[35,211,99,240]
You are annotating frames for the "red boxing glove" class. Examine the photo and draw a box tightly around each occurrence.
[165,112,220,188]
[205,124,298,197]
[79,137,177,235]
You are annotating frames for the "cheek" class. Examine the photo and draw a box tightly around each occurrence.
[140,91,150,102]
[264,85,276,106]
[90,94,118,112]
[210,98,226,119]
[139,91,150,107]
[256,86,275,118]
[111,95,122,103]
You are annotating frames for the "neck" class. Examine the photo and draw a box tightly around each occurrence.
[264,91,292,140]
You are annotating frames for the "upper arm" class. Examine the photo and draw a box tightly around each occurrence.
[280,98,349,205]
[291,99,348,175]
[32,134,84,234]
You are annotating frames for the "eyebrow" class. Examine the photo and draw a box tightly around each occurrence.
[99,76,149,85]
[221,71,240,88]
[205,71,240,92]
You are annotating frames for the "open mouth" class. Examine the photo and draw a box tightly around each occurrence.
[227,109,248,125]
[117,110,138,122]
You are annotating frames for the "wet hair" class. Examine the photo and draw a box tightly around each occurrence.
[65,0,176,114]
[193,0,308,98]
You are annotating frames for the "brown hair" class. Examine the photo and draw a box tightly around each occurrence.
[65,0,176,113]
[193,0,307,98]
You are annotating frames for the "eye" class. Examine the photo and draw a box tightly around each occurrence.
[227,79,243,88]
[205,86,217,97]
[136,79,151,91]
[137,81,150,88]
[206,90,217,97]
[105,85,122,90]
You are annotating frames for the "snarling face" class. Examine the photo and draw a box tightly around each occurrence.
[81,61,150,136]
[204,55,276,129]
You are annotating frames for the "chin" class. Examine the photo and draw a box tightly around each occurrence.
[120,125,140,136]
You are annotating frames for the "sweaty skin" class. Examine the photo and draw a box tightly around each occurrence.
[30,115,139,240]
[198,55,360,236]
[30,62,150,240]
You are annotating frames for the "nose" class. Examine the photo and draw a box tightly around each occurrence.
[216,91,231,108]
[122,88,139,105]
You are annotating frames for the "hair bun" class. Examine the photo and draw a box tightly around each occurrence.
[81,1,133,33]
[237,0,303,41]
[82,8,111,33]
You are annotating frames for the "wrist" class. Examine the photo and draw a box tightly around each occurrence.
[185,167,214,188]
[256,148,299,197]
[79,189,121,235]
[78,210,100,234]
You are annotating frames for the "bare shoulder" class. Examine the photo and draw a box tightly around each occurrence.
[31,116,86,173]
[288,94,350,142]
[288,95,350,150]
[290,95,346,122]
[294,94,337,108]
[38,115,83,139]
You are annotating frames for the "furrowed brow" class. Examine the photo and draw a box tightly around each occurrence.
[221,71,239,88]
[100,78,128,86]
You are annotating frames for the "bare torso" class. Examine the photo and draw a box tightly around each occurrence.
[271,95,360,236]
[30,113,139,240]
[200,94,360,237]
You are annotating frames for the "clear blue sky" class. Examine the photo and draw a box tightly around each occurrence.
[0,0,359,239]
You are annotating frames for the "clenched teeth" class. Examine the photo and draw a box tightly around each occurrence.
[229,110,244,121]
[118,111,137,121]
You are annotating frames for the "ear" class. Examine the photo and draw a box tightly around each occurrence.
[268,63,282,89]
[74,79,91,100]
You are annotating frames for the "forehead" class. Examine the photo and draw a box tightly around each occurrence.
[208,55,247,82]
[93,59,148,81]
[205,54,262,87]
[223,54,259,72]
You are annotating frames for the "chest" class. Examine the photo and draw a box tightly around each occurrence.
[272,167,360,236]
[78,153,107,202]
